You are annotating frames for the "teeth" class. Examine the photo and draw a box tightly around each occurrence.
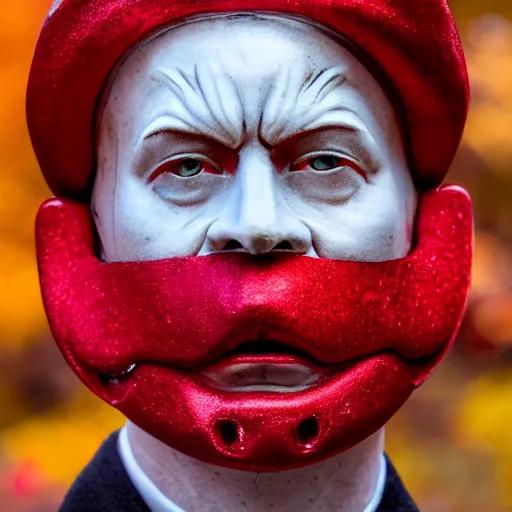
[104,363,137,385]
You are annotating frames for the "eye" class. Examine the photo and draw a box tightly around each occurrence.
[149,156,222,182]
[292,153,351,173]
[291,152,366,180]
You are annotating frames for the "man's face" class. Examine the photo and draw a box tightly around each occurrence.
[33,12,473,472]
[93,15,416,266]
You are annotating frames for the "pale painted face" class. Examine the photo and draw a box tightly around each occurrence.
[92,14,416,265]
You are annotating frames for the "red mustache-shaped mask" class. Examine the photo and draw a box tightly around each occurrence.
[36,185,472,471]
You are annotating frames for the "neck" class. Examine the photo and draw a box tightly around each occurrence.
[127,421,385,512]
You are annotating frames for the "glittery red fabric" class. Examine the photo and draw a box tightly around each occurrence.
[36,185,472,471]
[26,0,468,197]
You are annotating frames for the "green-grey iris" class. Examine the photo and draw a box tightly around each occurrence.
[178,158,203,177]
[309,156,341,171]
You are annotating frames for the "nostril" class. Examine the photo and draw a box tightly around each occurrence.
[273,241,294,251]
[223,240,244,251]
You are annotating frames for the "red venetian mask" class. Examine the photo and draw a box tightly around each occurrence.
[35,185,472,471]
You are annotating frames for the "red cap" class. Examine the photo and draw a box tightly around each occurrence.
[27,0,469,198]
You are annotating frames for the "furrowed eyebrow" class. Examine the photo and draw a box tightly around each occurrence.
[141,126,241,153]
[259,66,354,146]
[149,67,246,149]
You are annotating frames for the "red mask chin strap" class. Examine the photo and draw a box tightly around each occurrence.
[36,185,472,472]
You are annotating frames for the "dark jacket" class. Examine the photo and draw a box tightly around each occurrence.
[60,432,419,512]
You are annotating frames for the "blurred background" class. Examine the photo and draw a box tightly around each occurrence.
[1,0,512,510]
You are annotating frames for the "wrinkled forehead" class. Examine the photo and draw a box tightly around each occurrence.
[111,15,366,91]
[100,15,397,138]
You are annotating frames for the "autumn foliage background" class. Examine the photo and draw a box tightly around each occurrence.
[1,1,512,511]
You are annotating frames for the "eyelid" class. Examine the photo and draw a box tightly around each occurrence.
[292,150,367,179]
[148,153,222,182]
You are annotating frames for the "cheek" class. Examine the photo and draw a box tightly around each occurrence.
[93,176,221,262]
[293,187,414,262]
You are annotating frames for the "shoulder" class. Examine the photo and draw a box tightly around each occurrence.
[59,431,150,512]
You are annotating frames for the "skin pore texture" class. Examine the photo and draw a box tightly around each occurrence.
[92,14,416,512]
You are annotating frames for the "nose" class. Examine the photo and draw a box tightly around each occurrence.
[204,149,312,256]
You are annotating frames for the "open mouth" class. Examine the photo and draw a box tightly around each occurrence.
[97,338,441,394]
[99,340,440,394]
[100,340,333,392]
[97,338,437,394]
[201,340,331,393]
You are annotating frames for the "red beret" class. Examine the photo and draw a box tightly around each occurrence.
[27,0,469,198]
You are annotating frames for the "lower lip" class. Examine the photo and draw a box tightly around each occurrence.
[201,354,331,392]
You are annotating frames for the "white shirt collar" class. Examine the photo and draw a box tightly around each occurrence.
[364,451,387,512]
[118,425,387,512]
[118,427,185,512]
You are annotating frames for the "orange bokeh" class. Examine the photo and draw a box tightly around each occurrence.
[1,1,512,511]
